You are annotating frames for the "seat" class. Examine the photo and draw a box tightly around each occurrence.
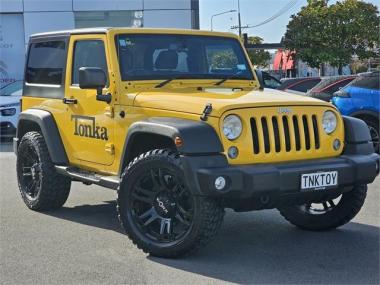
[154,50,178,70]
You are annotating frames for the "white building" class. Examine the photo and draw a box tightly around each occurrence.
[0,0,199,87]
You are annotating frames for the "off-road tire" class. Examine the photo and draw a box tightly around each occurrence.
[16,131,71,211]
[278,185,367,231]
[117,149,224,258]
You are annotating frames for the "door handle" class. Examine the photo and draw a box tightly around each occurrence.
[63,98,78,104]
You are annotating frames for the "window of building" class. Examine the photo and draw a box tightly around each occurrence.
[74,11,143,28]
[72,40,108,85]
[26,41,66,85]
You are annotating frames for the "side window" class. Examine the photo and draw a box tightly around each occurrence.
[263,74,281,89]
[72,40,108,85]
[327,79,353,94]
[206,46,239,73]
[26,41,66,85]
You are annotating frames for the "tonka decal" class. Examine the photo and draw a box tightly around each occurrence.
[72,115,108,141]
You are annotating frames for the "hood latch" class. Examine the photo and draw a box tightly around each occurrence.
[200,103,213,121]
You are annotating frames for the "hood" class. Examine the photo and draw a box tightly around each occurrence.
[133,87,332,118]
[0,96,21,108]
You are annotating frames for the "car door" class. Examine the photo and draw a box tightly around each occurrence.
[349,75,377,111]
[369,75,379,112]
[63,35,115,166]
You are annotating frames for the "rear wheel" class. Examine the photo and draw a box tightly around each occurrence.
[365,118,379,153]
[16,131,71,211]
[278,185,367,231]
[117,149,224,258]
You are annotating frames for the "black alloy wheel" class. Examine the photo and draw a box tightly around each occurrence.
[367,121,379,153]
[19,142,42,200]
[297,196,341,215]
[130,167,194,244]
[279,185,367,231]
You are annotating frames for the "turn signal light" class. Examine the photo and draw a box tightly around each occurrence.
[174,136,183,147]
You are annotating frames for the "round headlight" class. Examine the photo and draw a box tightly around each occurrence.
[223,115,243,140]
[322,111,337,134]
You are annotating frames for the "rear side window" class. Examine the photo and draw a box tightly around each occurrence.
[26,41,66,85]
[290,79,321,92]
[72,40,108,85]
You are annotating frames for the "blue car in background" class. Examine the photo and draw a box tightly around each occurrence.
[332,71,380,153]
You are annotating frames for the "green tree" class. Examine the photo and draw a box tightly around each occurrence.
[245,36,271,68]
[284,3,330,71]
[284,0,379,75]
[326,0,379,74]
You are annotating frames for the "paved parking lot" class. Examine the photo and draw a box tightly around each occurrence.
[0,140,379,285]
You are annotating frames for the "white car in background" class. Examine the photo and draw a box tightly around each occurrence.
[0,81,23,138]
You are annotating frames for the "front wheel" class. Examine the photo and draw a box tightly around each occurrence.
[278,185,367,231]
[117,149,224,258]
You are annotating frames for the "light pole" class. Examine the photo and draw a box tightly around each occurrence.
[237,0,242,37]
[211,9,237,31]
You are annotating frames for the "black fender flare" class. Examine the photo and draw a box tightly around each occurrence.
[342,116,374,155]
[15,109,69,165]
[120,117,224,173]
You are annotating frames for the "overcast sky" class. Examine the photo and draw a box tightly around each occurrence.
[200,0,379,42]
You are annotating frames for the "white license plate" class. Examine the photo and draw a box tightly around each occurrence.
[301,171,338,190]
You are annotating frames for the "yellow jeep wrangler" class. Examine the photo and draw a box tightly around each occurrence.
[14,28,379,257]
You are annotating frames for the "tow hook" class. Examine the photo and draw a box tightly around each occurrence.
[200,103,213,121]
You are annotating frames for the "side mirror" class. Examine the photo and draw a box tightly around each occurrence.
[255,70,264,90]
[79,67,111,103]
[333,89,350,98]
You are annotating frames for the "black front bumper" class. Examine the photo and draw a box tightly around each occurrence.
[182,116,380,204]
[182,153,379,200]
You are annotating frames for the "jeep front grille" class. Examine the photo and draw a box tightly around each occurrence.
[250,114,320,154]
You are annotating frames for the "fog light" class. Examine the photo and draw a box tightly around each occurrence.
[215,176,226,191]
[228,146,239,159]
[333,139,341,150]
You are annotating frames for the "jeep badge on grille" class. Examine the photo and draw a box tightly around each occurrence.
[278,107,292,114]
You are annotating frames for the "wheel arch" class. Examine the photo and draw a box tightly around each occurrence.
[349,110,379,123]
[15,109,68,165]
[119,117,224,175]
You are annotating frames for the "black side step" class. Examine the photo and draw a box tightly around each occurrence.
[55,166,120,190]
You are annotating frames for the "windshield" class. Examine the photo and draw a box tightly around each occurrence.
[0,81,23,96]
[116,34,253,81]
[345,72,380,90]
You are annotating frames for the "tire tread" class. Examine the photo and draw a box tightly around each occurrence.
[17,131,71,211]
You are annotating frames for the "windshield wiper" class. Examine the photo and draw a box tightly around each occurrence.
[214,71,246,86]
[155,75,188,88]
